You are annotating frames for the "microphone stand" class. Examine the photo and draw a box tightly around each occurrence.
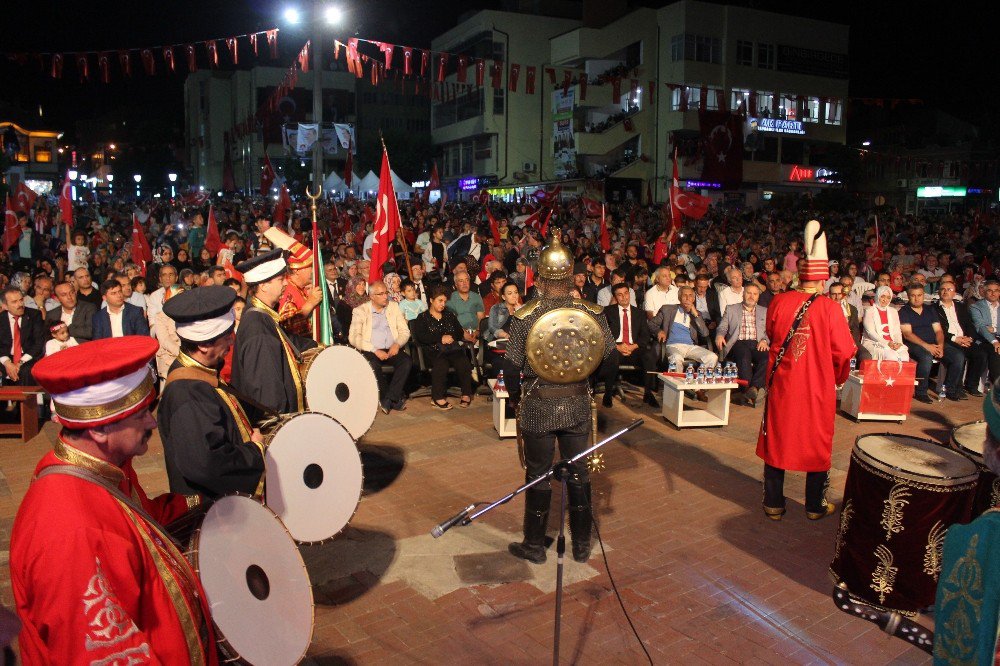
[431,418,644,665]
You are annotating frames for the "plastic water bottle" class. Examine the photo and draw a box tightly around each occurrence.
[496,369,506,392]
[668,360,677,375]
[697,364,706,383]
[724,362,734,383]
[685,364,694,383]
[938,385,946,402]
[850,357,857,372]
[711,365,721,383]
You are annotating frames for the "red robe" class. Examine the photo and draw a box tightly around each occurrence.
[278,281,312,338]
[756,290,856,472]
[10,440,218,665]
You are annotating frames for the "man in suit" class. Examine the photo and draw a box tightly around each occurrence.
[647,285,718,374]
[693,275,722,346]
[828,283,862,348]
[599,283,657,408]
[715,283,770,407]
[92,279,150,339]
[46,282,97,342]
[1,288,45,386]
[349,279,412,414]
[969,279,1000,385]
[939,281,988,397]
[323,260,347,339]
[757,272,785,309]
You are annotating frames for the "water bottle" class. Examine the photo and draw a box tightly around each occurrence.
[724,362,734,383]
[713,365,722,384]
[697,364,706,383]
[938,385,945,402]
[496,369,506,392]
[668,360,677,375]
[850,357,857,372]
[685,364,694,383]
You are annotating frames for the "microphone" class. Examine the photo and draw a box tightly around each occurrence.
[431,504,476,538]
[625,418,644,432]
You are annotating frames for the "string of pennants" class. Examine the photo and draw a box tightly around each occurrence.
[3,29,281,83]
[857,151,998,180]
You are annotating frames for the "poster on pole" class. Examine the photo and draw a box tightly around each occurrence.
[551,89,576,179]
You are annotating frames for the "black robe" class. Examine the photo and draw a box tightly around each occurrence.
[158,359,264,498]
[231,306,316,420]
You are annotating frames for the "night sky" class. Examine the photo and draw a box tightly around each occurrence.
[0,0,993,141]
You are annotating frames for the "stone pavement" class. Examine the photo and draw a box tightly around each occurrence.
[0,389,984,664]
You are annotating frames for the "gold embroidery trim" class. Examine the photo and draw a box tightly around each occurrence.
[851,454,980,492]
[834,499,853,560]
[880,483,911,540]
[53,373,154,422]
[870,544,898,605]
[53,439,125,485]
[116,500,207,666]
[923,521,947,580]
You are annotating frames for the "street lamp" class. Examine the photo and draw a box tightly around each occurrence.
[133,173,142,198]
[107,173,114,193]
[68,169,78,180]
[323,6,342,23]
[283,7,301,23]
[168,172,178,198]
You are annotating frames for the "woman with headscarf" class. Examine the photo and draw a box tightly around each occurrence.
[341,275,369,333]
[383,272,403,303]
[860,285,909,361]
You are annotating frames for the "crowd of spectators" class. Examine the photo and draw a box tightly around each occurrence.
[1,186,997,415]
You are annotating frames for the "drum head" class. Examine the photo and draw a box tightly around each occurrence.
[303,346,379,439]
[265,412,363,543]
[952,421,988,463]
[194,495,313,665]
[855,434,979,485]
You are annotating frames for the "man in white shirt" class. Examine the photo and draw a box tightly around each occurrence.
[24,276,59,312]
[644,267,679,319]
[146,264,182,337]
[597,269,636,308]
[718,267,745,310]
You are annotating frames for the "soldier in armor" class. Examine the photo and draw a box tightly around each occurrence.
[506,234,614,564]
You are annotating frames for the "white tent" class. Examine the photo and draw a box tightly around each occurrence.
[391,170,414,198]
[322,172,347,196]
[358,170,380,196]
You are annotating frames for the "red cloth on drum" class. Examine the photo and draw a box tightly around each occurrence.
[10,440,218,666]
[278,282,312,338]
[756,291,856,472]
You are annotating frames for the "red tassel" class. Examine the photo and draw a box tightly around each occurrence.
[508,63,520,92]
[456,55,468,83]
[266,30,278,58]
[118,51,131,77]
[206,40,219,68]
[475,59,485,87]
[186,44,198,71]
[98,52,111,83]
[227,37,238,64]
[141,49,155,75]
[526,66,536,94]
[249,33,259,55]
[51,53,63,79]
[76,53,89,82]
[437,53,448,82]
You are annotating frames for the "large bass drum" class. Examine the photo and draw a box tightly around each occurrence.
[263,411,363,543]
[830,434,978,614]
[950,420,1000,518]
[179,495,314,665]
[300,346,379,440]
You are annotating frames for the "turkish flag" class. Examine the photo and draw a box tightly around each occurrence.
[422,162,439,206]
[182,191,208,206]
[532,185,561,206]
[223,260,244,283]
[58,173,74,226]
[599,204,611,252]
[699,110,743,189]
[539,209,553,237]
[3,197,20,251]
[204,205,225,256]
[486,207,502,244]
[581,197,602,218]
[131,214,153,275]
[368,148,402,284]
[15,182,37,213]
[671,189,711,221]
[274,184,291,225]
[260,153,276,195]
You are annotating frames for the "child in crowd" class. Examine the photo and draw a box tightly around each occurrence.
[67,232,90,272]
[44,322,78,356]
[398,279,427,321]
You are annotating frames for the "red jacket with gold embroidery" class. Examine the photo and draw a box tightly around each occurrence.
[10,442,218,665]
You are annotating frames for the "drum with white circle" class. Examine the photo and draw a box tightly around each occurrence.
[300,345,380,440]
[264,411,364,543]
[186,495,314,665]
[951,420,1000,518]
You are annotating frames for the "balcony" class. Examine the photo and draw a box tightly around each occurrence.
[576,109,643,156]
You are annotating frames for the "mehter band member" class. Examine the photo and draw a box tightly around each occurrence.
[159,286,265,498]
[264,226,325,338]
[506,233,613,564]
[10,337,218,665]
[757,220,856,521]
[231,248,317,420]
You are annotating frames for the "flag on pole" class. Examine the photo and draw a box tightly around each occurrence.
[204,205,225,256]
[311,228,334,345]
[274,184,291,225]
[599,203,611,252]
[59,173,74,226]
[539,208,553,237]
[525,265,534,291]
[486,207,502,244]
[368,146,402,284]
[3,197,20,251]
[870,214,884,271]
[343,136,354,188]
[15,182,37,213]
[260,153,276,195]
[131,214,153,276]
[423,162,440,206]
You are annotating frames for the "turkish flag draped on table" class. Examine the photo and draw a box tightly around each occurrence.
[857,359,917,415]
[58,173,73,226]
[699,110,744,189]
[368,146,402,283]
[131,214,153,275]
[204,205,225,256]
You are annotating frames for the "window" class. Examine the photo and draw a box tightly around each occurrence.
[736,40,754,67]
[756,92,774,116]
[493,88,505,115]
[460,140,473,174]
[824,98,843,125]
[731,89,751,112]
[757,43,774,70]
[33,146,53,163]
[670,35,683,62]
[449,145,461,176]
[802,97,820,123]
[670,34,721,64]
[779,94,797,120]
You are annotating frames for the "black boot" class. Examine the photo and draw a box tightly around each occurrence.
[508,487,551,564]
[567,481,593,563]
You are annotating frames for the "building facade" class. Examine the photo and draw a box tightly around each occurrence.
[1,120,61,194]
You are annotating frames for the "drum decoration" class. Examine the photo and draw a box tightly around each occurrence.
[181,495,314,665]
[300,345,380,440]
[263,411,364,543]
[950,420,1000,519]
[830,434,979,614]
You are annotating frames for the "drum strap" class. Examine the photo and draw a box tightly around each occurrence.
[761,293,819,437]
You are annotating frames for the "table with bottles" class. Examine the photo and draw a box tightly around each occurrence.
[488,370,517,438]
[658,362,740,428]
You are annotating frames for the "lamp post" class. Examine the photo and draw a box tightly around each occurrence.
[106,173,114,194]
[168,172,178,199]
[133,174,142,198]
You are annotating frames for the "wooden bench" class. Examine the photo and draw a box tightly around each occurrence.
[0,386,44,441]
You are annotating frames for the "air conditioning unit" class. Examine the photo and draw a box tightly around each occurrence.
[896,179,908,188]
[522,161,537,172]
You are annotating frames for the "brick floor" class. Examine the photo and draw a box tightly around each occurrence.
[0,389,979,664]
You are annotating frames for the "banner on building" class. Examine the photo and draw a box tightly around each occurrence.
[551,88,576,179]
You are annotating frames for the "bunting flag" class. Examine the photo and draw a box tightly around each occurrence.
[311,228,334,345]
[141,49,155,76]
[599,204,611,252]
[508,63,520,92]
[486,207,502,244]
[75,53,89,81]
[131,214,153,275]
[266,29,279,58]
[98,52,111,83]
[456,55,468,83]
[3,197,19,252]
[163,46,175,72]
[204,206,225,256]
[58,173,74,226]
[368,147,402,284]
[206,40,219,68]
[260,153,276,195]
[226,37,239,64]
[185,44,197,71]
[526,66,536,94]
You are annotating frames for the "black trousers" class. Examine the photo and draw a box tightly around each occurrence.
[363,350,412,404]
[599,347,649,393]
[523,420,591,484]
[951,341,989,392]
[428,350,473,401]
[1,359,37,386]
[763,464,829,514]
[728,339,768,389]
[979,342,1000,385]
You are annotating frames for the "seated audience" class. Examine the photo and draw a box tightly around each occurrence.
[412,287,475,410]
[715,283,769,407]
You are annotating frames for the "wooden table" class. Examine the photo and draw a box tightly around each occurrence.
[487,378,517,439]
[658,375,738,428]
[0,386,44,440]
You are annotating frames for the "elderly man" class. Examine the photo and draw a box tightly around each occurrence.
[716,283,768,407]
[648,285,718,373]
[899,283,965,402]
[936,281,987,397]
[718,267,746,310]
[349,279,412,413]
[24,275,58,312]
[146,263,182,335]
[1,288,45,386]
[970,279,1000,385]
[600,283,656,408]
[46,281,97,342]
[828,283,862,348]
[9,337,217,664]
[644,266,680,319]
[93,279,149,339]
